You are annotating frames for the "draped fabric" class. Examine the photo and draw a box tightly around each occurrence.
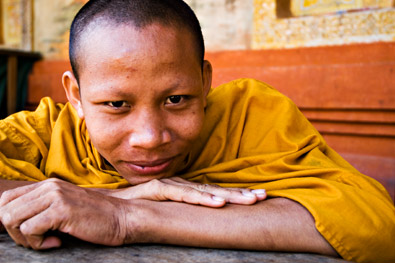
[0,78,393,262]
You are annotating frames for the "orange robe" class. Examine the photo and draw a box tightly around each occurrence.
[0,79,394,262]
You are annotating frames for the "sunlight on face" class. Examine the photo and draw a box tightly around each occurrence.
[75,23,211,185]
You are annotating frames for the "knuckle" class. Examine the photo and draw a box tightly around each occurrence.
[195,184,207,191]
[43,179,63,190]
[19,223,31,235]
[149,179,162,188]
[151,179,167,193]
[20,224,42,245]
[47,189,67,204]
[0,190,13,202]
[181,186,194,194]
[29,240,42,250]
[147,179,167,199]
[199,191,212,199]
[192,183,211,192]
[234,189,248,195]
[49,188,63,197]
[0,212,13,225]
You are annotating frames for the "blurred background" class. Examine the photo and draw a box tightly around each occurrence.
[0,0,394,200]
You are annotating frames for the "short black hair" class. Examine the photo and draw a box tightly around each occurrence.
[69,0,205,83]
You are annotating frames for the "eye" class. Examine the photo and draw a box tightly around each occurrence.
[106,101,129,108]
[165,95,183,105]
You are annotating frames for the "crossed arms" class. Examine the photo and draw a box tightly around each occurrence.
[0,177,337,256]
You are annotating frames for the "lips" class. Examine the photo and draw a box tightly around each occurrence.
[123,156,176,175]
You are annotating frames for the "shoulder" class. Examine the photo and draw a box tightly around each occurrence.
[205,78,299,121]
[208,78,295,107]
[1,97,78,143]
[209,78,282,98]
[3,97,66,124]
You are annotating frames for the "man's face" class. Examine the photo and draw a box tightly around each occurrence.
[66,23,211,185]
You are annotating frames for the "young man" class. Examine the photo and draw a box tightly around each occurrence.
[0,0,393,262]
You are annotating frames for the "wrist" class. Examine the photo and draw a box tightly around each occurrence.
[122,199,153,244]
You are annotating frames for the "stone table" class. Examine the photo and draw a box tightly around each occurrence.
[0,233,351,263]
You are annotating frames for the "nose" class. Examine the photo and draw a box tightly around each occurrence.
[128,110,171,150]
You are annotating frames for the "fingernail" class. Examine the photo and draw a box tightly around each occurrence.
[212,196,225,202]
[251,189,266,195]
[242,191,255,198]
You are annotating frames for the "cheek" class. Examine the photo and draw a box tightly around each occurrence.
[173,111,204,142]
[84,114,124,153]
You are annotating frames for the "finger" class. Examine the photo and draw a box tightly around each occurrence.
[189,185,260,205]
[40,236,62,250]
[251,189,267,201]
[0,183,41,206]
[195,185,267,204]
[20,211,62,250]
[0,211,29,247]
[159,183,227,207]
[110,182,226,207]
[0,188,53,226]
[0,178,67,207]
[0,187,53,248]
[162,178,265,205]
[138,179,225,207]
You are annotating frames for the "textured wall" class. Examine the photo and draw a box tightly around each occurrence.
[29,0,395,58]
[185,0,395,50]
[253,0,395,49]
[290,0,393,16]
[184,0,254,51]
[34,0,86,59]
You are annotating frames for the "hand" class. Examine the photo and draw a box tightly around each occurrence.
[0,178,131,250]
[107,177,267,207]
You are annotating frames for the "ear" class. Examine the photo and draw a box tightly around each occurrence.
[202,60,212,107]
[62,71,85,119]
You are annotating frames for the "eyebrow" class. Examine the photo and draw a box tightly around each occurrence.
[84,80,189,100]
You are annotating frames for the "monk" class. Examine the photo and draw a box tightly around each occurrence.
[0,0,393,262]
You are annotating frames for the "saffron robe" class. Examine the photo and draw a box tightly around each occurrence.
[0,79,394,262]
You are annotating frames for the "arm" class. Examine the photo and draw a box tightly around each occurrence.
[0,178,336,256]
[0,177,241,232]
[127,198,337,256]
[0,178,266,248]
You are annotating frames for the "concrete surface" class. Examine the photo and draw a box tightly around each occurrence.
[0,232,350,263]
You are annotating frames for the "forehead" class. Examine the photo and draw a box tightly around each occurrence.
[76,21,200,73]
[76,22,203,97]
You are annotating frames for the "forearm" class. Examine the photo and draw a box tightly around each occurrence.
[127,198,338,256]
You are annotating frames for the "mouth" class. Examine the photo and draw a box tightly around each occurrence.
[123,156,176,175]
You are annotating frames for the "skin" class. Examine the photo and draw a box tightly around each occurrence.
[68,22,209,185]
[0,22,337,256]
